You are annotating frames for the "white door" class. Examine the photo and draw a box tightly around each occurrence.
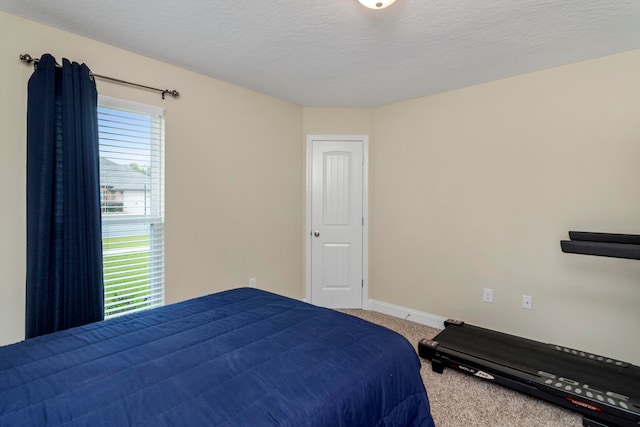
[307,136,367,308]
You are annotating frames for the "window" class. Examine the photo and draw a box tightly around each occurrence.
[98,96,165,318]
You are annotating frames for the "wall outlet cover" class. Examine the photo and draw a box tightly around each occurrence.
[483,288,493,303]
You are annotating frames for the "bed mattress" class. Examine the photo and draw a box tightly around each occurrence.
[0,287,434,426]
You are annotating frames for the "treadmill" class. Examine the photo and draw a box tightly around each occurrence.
[419,320,640,427]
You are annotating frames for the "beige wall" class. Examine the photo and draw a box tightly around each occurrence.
[302,59,640,364]
[302,108,373,136]
[0,12,303,345]
[370,50,640,363]
[2,11,638,364]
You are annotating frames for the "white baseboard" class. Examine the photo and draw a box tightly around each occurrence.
[368,299,447,330]
[301,295,447,330]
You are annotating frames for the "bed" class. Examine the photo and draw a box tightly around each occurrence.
[0,287,434,426]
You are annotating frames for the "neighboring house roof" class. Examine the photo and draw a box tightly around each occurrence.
[100,157,149,191]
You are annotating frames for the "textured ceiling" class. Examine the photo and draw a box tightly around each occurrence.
[1,0,639,107]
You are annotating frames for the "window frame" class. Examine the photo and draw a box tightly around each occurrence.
[98,95,165,319]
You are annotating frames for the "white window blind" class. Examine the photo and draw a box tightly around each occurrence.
[98,95,165,319]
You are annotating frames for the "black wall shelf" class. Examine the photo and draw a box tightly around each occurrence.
[560,231,640,260]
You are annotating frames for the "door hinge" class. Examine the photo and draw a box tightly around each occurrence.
[362,279,364,288]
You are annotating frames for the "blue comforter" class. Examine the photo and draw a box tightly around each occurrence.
[0,288,434,426]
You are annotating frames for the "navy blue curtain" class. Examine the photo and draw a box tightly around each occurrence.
[26,54,104,338]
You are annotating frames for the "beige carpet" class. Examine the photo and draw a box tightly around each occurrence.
[339,309,582,427]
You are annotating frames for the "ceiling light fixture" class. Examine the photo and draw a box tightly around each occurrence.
[358,0,396,9]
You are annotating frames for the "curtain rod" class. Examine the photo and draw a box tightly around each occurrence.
[20,53,179,100]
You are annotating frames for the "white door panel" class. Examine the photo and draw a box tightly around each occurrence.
[309,138,365,308]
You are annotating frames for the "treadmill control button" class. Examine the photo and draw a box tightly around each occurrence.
[596,395,604,402]
[575,388,582,394]
[555,382,563,388]
[619,401,629,409]
[544,379,553,385]
[607,398,616,405]
[586,391,594,398]
[565,385,572,391]
[559,377,579,385]
[537,371,556,379]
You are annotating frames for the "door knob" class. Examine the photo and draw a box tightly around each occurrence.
[313,231,320,237]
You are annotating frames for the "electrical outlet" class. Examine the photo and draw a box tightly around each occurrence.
[483,288,493,303]
[249,277,257,288]
[522,295,532,310]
